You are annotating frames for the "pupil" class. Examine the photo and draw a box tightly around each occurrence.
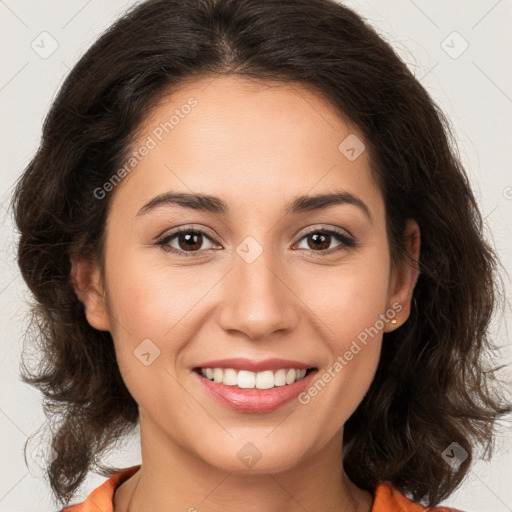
[180,232,201,251]
[309,233,329,250]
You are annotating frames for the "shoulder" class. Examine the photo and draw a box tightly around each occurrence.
[60,465,140,512]
[372,481,465,512]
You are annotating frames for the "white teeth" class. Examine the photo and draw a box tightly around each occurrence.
[199,367,309,389]
[238,370,255,389]
[222,368,238,386]
[213,368,223,383]
[286,368,297,385]
[274,368,287,386]
[256,370,274,389]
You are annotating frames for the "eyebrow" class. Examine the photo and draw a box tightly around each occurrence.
[137,189,372,221]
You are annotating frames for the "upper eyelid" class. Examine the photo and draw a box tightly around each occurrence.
[298,224,354,239]
[156,224,218,242]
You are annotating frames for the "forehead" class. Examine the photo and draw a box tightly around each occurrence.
[108,75,384,221]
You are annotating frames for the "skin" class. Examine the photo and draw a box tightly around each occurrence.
[72,75,420,512]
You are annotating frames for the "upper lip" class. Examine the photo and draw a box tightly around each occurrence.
[195,358,316,372]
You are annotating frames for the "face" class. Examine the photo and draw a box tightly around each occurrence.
[74,75,419,474]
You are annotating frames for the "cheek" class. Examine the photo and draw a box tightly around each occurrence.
[104,272,186,420]
[298,252,390,342]
[104,247,207,341]
[102,250,220,407]
[332,274,388,343]
[100,251,174,379]
[293,255,389,421]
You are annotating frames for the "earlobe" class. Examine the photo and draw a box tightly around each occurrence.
[385,219,421,331]
[70,256,111,332]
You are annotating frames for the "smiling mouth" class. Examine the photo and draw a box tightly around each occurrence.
[193,366,317,390]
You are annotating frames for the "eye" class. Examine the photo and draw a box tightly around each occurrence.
[156,226,357,257]
[156,228,219,256]
[294,227,357,254]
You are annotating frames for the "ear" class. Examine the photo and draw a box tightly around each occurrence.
[70,255,111,332]
[384,219,421,332]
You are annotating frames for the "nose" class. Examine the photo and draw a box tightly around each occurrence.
[217,240,299,341]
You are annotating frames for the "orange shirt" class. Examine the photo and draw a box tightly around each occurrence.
[62,465,463,512]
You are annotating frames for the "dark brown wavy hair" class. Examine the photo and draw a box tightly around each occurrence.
[10,0,511,508]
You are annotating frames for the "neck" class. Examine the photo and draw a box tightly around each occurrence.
[115,413,374,512]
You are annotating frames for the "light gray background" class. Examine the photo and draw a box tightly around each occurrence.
[1,1,511,511]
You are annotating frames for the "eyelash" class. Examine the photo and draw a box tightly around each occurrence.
[155,226,358,258]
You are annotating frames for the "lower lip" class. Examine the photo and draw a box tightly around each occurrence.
[192,369,318,413]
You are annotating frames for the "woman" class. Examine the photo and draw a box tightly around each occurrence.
[11,0,511,511]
